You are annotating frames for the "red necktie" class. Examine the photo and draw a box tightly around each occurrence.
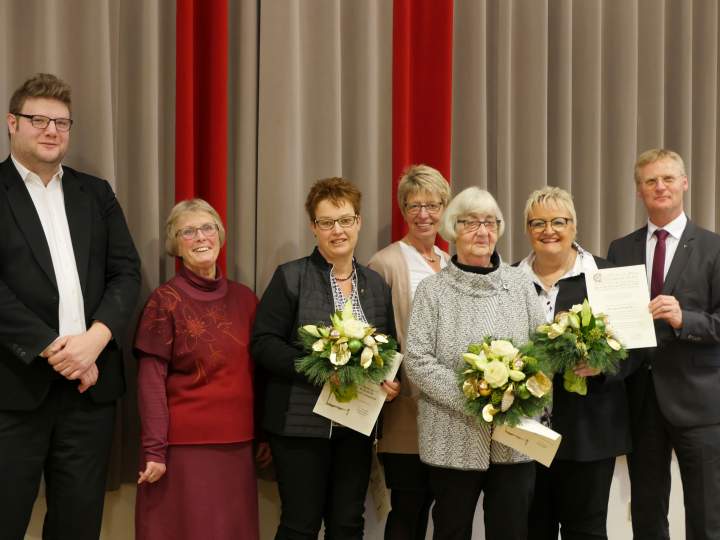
[651,229,669,299]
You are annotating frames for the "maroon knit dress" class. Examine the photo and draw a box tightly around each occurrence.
[134,265,259,540]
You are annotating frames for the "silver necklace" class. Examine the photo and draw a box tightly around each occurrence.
[403,238,438,263]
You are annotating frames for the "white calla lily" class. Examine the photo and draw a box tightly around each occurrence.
[482,404,498,423]
[360,346,374,368]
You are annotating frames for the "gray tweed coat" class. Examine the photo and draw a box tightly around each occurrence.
[405,261,546,470]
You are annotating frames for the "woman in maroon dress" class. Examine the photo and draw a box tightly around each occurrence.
[134,199,268,540]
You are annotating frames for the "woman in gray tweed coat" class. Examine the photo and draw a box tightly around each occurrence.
[405,187,546,540]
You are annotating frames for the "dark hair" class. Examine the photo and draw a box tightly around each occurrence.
[9,73,72,114]
[304,177,362,221]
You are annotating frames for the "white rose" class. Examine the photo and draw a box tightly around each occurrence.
[342,319,368,339]
[483,360,510,388]
[489,340,518,360]
[312,338,327,352]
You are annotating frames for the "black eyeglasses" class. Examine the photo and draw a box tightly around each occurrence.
[314,215,358,230]
[13,113,73,132]
[527,217,573,233]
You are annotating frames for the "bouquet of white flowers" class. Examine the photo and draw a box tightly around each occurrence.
[296,301,398,402]
[458,337,552,426]
[528,299,627,395]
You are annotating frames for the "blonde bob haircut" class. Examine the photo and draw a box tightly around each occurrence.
[523,186,577,227]
[396,164,451,214]
[439,187,505,242]
[165,198,226,257]
[634,148,686,183]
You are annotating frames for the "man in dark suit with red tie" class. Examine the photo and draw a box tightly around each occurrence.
[0,74,140,539]
[607,149,720,540]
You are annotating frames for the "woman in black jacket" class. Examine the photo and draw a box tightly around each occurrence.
[251,177,398,540]
[516,187,631,540]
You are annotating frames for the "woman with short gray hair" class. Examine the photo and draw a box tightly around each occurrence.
[405,187,545,539]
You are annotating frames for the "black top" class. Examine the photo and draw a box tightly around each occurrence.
[251,247,395,438]
[516,254,631,461]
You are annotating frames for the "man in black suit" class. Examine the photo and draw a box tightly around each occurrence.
[607,149,720,540]
[0,74,140,539]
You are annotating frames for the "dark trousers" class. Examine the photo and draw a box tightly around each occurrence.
[528,457,615,540]
[0,379,116,540]
[269,428,373,540]
[382,453,433,540]
[428,461,535,540]
[629,372,720,540]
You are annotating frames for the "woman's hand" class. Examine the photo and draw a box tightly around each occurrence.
[138,461,167,484]
[382,379,400,402]
[255,442,273,468]
[574,362,601,377]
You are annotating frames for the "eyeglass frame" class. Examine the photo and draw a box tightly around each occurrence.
[313,215,359,230]
[640,175,682,189]
[456,218,502,233]
[12,113,74,132]
[527,217,574,232]
[404,202,443,215]
[175,222,219,240]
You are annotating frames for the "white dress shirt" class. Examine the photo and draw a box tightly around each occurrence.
[12,156,86,336]
[517,243,599,323]
[645,213,687,285]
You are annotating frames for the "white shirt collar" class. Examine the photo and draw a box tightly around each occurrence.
[646,213,687,241]
[11,154,63,185]
[518,243,598,286]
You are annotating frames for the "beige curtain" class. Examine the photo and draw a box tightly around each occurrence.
[255,0,393,292]
[452,0,720,263]
[1,0,718,536]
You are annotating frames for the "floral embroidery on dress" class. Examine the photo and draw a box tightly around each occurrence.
[140,286,181,346]
[140,284,238,384]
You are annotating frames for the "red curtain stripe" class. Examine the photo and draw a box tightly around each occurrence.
[175,0,229,271]
[392,0,453,247]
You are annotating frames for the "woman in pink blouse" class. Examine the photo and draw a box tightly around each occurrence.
[133,199,268,540]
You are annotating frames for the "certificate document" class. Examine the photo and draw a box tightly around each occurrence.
[585,265,657,349]
[313,353,403,436]
[493,418,562,467]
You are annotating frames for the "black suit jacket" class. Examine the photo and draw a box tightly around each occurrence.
[0,157,140,410]
[607,220,720,428]
[548,256,632,460]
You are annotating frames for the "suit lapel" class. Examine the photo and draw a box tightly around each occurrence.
[662,221,695,296]
[62,169,91,297]
[630,226,647,266]
[1,159,57,289]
